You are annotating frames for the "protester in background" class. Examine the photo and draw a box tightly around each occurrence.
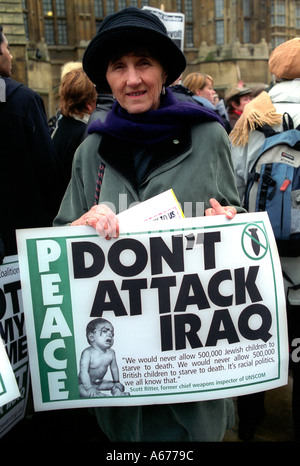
[52,67,97,195]
[168,74,196,103]
[61,60,82,78]
[183,72,216,109]
[0,25,61,258]
[48,61,83,134]
[183,72,231,133]
[230,37,300,441]
[54,7,244,443]
[225,87,252,129]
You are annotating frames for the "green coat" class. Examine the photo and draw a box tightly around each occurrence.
[54,120,241,442]
[54,121,243,224]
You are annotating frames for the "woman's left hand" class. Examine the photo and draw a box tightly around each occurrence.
[205,198,237,220]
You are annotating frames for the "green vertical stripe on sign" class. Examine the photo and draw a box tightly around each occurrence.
[26,237,79,403]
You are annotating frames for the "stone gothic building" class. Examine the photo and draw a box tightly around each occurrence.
[1,0,300,116]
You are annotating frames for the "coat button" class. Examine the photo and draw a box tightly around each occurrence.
[173,139,179,144]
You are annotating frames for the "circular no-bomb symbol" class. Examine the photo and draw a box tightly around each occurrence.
[242,223,269,260]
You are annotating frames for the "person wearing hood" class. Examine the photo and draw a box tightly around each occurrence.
[0,25,61,260]
[54,7,244,442]
[230,37,300,442]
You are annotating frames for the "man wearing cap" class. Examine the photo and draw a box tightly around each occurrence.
[225,87,252,129]
[230,37,300,442]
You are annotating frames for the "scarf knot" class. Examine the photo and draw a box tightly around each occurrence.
[230,91,283,146]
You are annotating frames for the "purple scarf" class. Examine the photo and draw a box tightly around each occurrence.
[88,88,223,145]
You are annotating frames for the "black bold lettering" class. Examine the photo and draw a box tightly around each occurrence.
[208,270,233,307]
[206,309,240,346]
[121,279,148,315]
[235,266,262,305]
[0,287,6,319]
[90,280,127,317]
[72,242,105,278]
[174,274,210,312]
[151,276,176,314]
[238,304,272,342]
[108,239,147,277]
[174,314,202,350]
[196,231,221,270]
[150,235,184,275]
[160,314,173,351]
[4,281,21,315]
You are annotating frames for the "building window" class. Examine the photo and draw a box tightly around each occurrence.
[243,0,250,16]
[22,0,29,41]
[185,0,194,47]
[176,0,183,12]
[243,0,250,43]
[57,19,68,44]
[215,0,224,18]
[271,0,286,26]
[296,2,300,29]
[43,0,68,45]
[106,0,116,15]
[94,0,104,17]
[215,0,224,45]
[272,35,286,49]
[243,19,250,43]
[44,19,55,44]
[117,0,150,10]
[175,0,193,47]
[175,0,194,46]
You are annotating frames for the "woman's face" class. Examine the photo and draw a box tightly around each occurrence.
[196,80,215,104]
[106,53,167,114]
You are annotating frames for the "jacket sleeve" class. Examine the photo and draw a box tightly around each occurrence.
[231,130,265,206]
[25,92,64,217]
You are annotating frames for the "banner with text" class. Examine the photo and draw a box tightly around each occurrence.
[0,256,30,437]
[16,212,289,411]
[143,6,185,51]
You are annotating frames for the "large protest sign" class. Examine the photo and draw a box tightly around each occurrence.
[16,212,288,411]
[0,256,29,437]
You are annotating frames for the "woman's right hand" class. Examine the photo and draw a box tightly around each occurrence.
[71,204,119,240]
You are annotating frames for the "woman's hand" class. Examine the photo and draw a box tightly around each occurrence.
[205,198,237,220]
[71,204,119,239]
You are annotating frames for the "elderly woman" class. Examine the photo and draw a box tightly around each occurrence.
[54,7,243,442]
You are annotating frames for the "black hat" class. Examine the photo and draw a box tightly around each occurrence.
[83,7,186,93]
